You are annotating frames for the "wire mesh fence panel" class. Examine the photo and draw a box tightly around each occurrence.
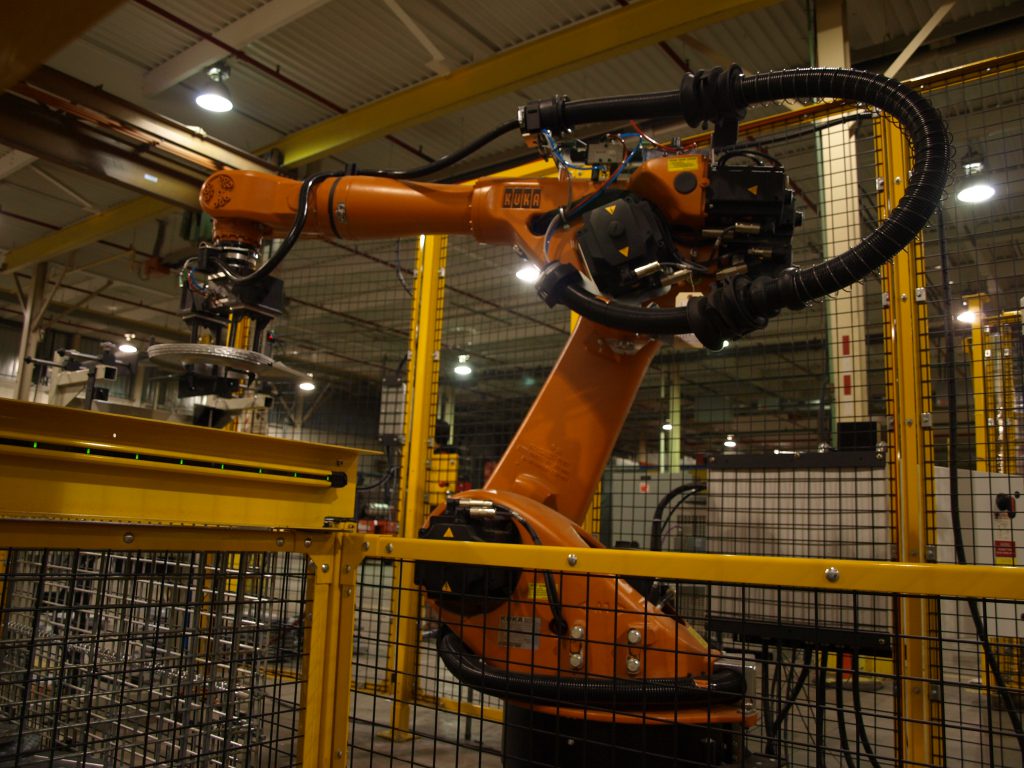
[348,552,1024,767]
[265,237,417,532]
[0,548,309,767]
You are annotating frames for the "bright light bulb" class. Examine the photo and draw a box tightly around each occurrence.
[454,354,472,376]
[662,422,672,431]
[516,264,541,283]
[118,342,138,354]
[195,91,232,112]
[956,182,995,204]
[723,435,737,448]
[956,309,977,324]
[299,380,316,392]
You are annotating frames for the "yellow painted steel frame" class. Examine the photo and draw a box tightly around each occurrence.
[878,117,943,765]
[383,234,449,739]
[0,399,368,529]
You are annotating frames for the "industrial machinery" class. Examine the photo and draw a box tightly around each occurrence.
[193,66,949,765]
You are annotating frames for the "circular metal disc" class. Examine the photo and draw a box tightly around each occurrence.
[147,343,313,382]
[147,343,273,372]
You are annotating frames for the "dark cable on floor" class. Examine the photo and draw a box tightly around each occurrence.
[937,206,1024,754]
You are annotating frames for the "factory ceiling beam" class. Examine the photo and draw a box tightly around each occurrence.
[0,0,126,91]
[0,94,205,209]
[0,150,37,179]
[17,67,277,174]
[0,198,173,274]
[263,0,777,166]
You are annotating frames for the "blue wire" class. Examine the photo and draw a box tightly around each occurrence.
[543,130,596,173]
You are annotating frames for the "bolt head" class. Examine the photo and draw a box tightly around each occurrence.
[625,655,641,674]
[626,628,642,645]
[567,553,578,566]
[569,624,585,640]
[321,563,329,573]
[385,542,394,554]
[122,532,134,544]
[825,566,840,583]
[569,652,584,669]
[275,537,285,547]
[304,537,312,548]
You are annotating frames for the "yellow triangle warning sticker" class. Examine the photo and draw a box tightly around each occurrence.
[442,582,452,592]
[747,184,759,196]
[618,246,630,258]
[604,204,617,215]
[442,527,454,538]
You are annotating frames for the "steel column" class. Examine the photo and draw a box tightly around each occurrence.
[878,117,943,766]
[385,234,448,739]
[14,262,49,401]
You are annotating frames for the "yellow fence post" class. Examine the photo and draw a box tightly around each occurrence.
[382,234,448,740]
[878,116,944,765]
[301,535,344,765]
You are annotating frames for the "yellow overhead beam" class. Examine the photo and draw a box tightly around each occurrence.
[0,1,126,91]
[0,197,174,273]
[263,0,776,166]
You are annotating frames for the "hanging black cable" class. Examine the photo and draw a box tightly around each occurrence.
[358,119,520,179]
[649,483,705,552]
[834,657,858,768]
[815,652,827,768]
[937,206,1024,753]
[850,652,883,768]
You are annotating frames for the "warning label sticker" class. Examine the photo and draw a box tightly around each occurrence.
[994,540,1016,560]
[667,156,700,172]
[498,615,541,650]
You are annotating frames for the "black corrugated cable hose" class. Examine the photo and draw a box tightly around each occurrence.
[534,66,951,349]
[436,626,745,708]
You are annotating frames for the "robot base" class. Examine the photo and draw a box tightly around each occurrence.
[502,704,745,768]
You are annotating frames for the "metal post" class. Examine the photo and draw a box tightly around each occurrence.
[878,117,943,765]
[384,234,447,740]
[14,262,49,401]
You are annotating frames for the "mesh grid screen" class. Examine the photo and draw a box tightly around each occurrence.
[264,237,417,530]
[349,555,1024,767]
[0,548,309,767]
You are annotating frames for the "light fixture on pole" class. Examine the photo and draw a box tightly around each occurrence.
[454,354,472,376]
[956,153,995,204]
[196,65,233,113]
[298,375,316,392]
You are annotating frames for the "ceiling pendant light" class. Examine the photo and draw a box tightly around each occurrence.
[196,64,233,113]
[956,154,995,204]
